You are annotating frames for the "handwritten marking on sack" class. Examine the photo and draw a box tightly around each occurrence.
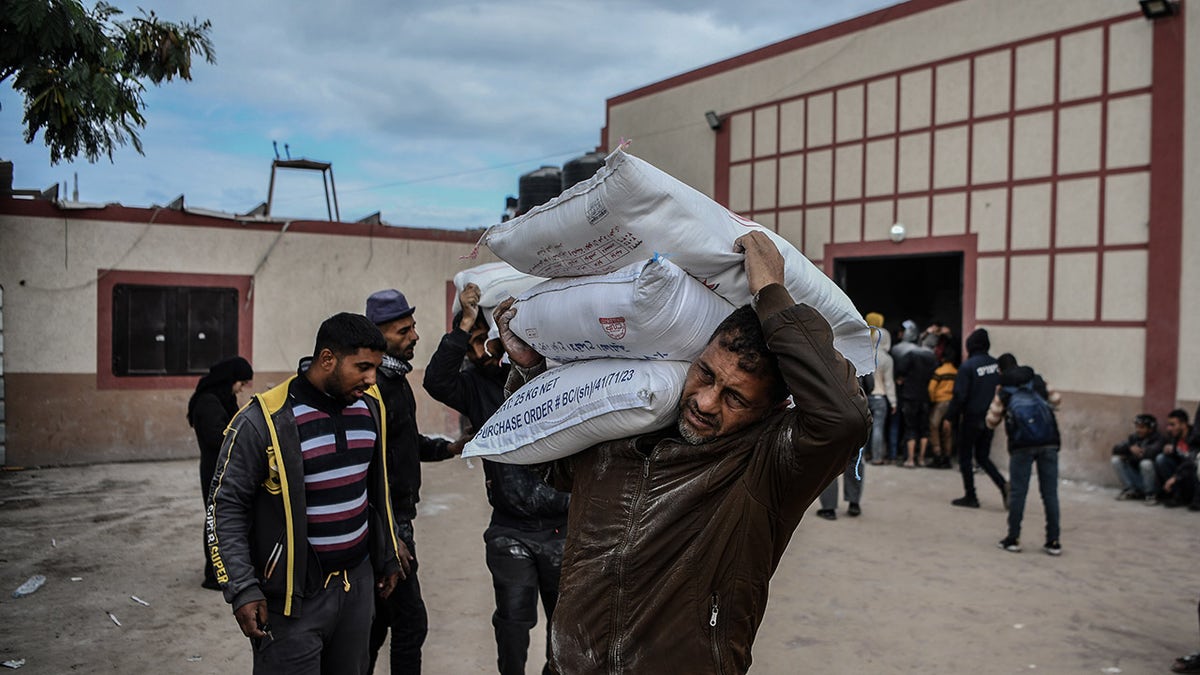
[475,369,638,441]
[529,229,644,278]
[598,317,627,340]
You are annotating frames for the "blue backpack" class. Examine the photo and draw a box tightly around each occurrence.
[1002,380,1058,447]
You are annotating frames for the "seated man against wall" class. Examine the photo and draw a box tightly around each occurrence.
[1111,414,1165,501]
[492,231,870,674]
[1157,410,1198,508]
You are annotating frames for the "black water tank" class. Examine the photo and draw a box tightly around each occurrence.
[518,166,562,214]
[561,151,605,191]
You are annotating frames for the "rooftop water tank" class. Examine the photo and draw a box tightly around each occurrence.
[518,166,562,215]
[561,151,605,191]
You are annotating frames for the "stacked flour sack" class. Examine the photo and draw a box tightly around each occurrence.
[463,147,875,465]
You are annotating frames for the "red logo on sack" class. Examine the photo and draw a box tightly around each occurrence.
[599,317,627,340]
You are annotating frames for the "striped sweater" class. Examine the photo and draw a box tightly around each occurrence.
[290,374,378,573]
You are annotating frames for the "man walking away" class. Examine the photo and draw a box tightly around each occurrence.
[944,328,1008,508]
[986,353,1063,555]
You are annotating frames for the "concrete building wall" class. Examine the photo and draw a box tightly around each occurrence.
[0,203,492,465]
[1183,1,1200,403]
[602,0,1193,485]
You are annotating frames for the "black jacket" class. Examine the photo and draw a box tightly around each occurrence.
[892,341,936,403]
[946,351,1000,421]
[378,357,454,521]
[423,328,569,530]
[1112,430,1165,461]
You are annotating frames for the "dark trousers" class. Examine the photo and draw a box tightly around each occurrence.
[1006,446,1060,542]
[368,521,427,675]
[252,557,375,675]
[484,524,565,675]
[958,418,1006,499]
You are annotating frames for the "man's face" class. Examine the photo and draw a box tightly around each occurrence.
[321,347,382,405]
[677,342,779,445]
[380,315,419,361]
[1166,417,1184,440]
[467,324,506,378]
[1135,423,1151,439]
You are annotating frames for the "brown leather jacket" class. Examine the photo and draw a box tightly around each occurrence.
[519,285,870,674]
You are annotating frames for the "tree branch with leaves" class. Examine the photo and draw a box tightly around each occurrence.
[0,0,215,164]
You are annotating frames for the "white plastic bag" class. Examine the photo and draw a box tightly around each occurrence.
[509,256,733,363]
[462,359,689,464]
[482,148,874,375]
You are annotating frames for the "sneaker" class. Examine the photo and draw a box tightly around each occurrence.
[847,502,861,517]
[1116,489,1144,501]
[951,496,981,508]
[1145,495,1162,506]
[997,537,1021,553]
[1043,540,1062,556]
[816,509,837,521]
[1172,651,1200,673]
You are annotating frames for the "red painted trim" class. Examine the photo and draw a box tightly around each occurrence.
[1003,46,1017,321]
[1047,36,1062,320]
[927,67,937,233]
[824,234,977,337]
[714,122,731,206]
[96,269,254,391]
[977,242,1147,257]
[705,13,1143,120]
[1096,25,1112,322]
[892,76,900,225]
[726,84,1150,167]
[859,82,869,242]
[608,0,962,106]
[774,103,782,229]
[1143,10,1185,413]
[990,319,1144,328]
[728,164,1150,204]
[0,198,486,244]
[750,109,758,212]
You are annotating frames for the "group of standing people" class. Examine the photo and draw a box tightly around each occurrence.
[843,313,1064,555]
[188,285,568,674]
[186,232,871,674]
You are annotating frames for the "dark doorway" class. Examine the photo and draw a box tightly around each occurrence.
[834,253,964,347]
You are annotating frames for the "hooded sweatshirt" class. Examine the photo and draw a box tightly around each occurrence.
[891,320,936,403]
[945,328,999,421]
[870,328,897,407]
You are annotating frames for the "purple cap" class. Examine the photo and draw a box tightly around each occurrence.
[366,289,415,324]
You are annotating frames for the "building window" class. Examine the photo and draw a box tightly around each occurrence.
[111,284,239,376]
[97,270,253,390]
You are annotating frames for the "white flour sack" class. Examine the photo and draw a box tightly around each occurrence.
[462,359,690,464]
[481,148,875,375]
[451,262,545,316]
[508,256,734,363]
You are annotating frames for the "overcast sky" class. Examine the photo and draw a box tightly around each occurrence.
[2,0,897,230]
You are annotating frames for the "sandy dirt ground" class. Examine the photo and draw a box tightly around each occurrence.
[0,455,1196,674]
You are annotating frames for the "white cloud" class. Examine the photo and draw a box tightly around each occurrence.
[2,0,898,228]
